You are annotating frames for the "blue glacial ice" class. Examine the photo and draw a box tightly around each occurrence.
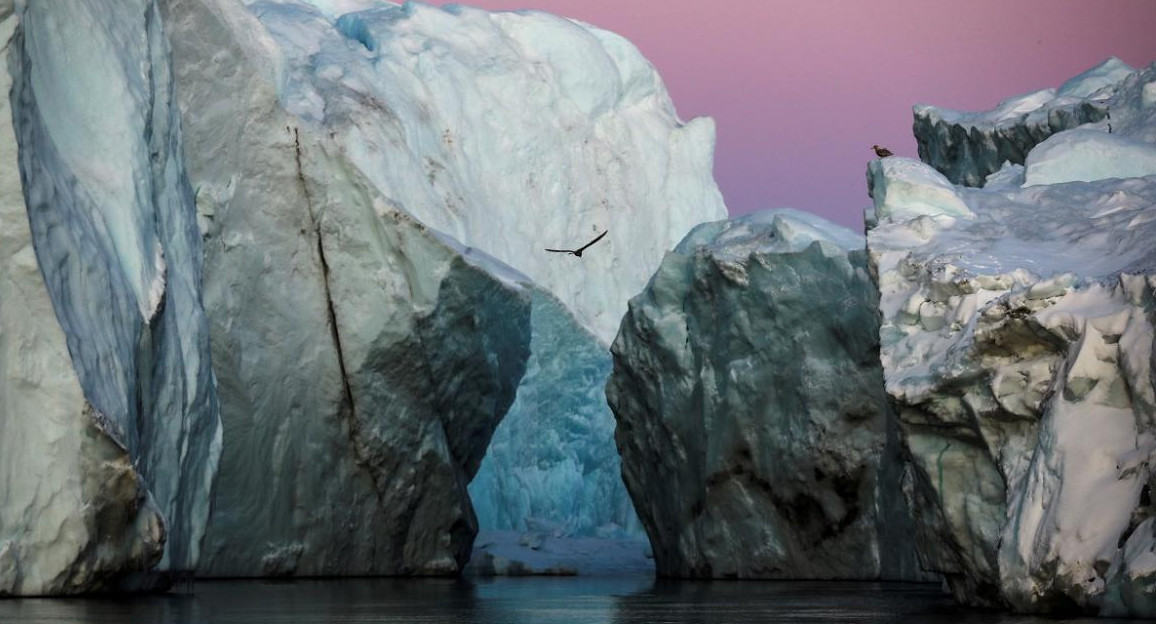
[470,291,641,537]
[1,0,221,593]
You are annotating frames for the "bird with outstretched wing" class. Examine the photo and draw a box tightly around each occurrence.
[545,230,608,258]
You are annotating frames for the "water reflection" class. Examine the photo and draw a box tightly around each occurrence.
[613,581,1133,624]
[0,577,1138,624]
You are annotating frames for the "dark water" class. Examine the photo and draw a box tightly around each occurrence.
[0,577,1134,624]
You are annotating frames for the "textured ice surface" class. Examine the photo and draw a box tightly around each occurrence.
[1,0,221,593]
[3,0,720,581]
[162,0,531,577]
[470,291,640,538]
[0,12,164,596]
[867,149,1156,614]
[914,58,1134,186]
[249,0,726,343]
[607,209,924,580]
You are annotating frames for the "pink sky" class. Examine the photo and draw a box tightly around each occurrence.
[458,0,1156,229]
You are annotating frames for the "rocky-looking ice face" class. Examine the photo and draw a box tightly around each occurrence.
[607,209,924,581]
[161,0,535,577]
[913,57,1135,187]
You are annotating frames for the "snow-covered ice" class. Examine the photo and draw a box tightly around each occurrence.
[1025,130,1156,187]
[867,58,1156,613]
[251,0,725,344]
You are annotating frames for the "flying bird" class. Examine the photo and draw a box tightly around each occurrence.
[546,230,608,258]
[872,145,894,158]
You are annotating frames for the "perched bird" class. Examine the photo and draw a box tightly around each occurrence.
[872,145,894,158]
[546,230,608,258]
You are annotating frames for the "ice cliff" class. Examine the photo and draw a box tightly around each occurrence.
[868,62,1156,616]
[161,0,532,576]
[0,0,221,594]
[914,57,1134,187]
[607,209,922,579]
[1,0,756,585]
[161,0,720,572]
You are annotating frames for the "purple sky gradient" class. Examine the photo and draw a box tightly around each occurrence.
[458,0,1156,229]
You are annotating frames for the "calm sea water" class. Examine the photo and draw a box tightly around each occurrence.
[0,577,1131,624]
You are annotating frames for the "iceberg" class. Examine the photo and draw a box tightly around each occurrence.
[1,0,221,594]
[607,209,924,580]
[868,62,1156,616]
[914,57,1134,187]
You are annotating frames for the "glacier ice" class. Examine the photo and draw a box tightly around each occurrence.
[0,11,164,596]
[0,0,221,593]
[914,57,1134,187]
[607,209,924,580]
[467,529,653,576]
[868,57,1156,613]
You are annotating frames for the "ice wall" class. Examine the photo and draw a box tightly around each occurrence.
[607,209,923,579]
[868,62,1156,615]
[0,0,221,593]
[161,0,531,576]
[914,58,1133,187]
[234,0,724,540]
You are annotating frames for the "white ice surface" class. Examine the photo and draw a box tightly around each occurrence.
[248,0,726,344]
[1025,128,1156,186]
[867,107,1156,614]
[913,58,1137,188]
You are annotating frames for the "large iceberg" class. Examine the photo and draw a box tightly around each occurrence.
[1,0,743,584]
[0,0,221,594]
[607,209,923,580]
[868,62,1156,616]
[161,0,532,576]
[914,58,1133,187]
